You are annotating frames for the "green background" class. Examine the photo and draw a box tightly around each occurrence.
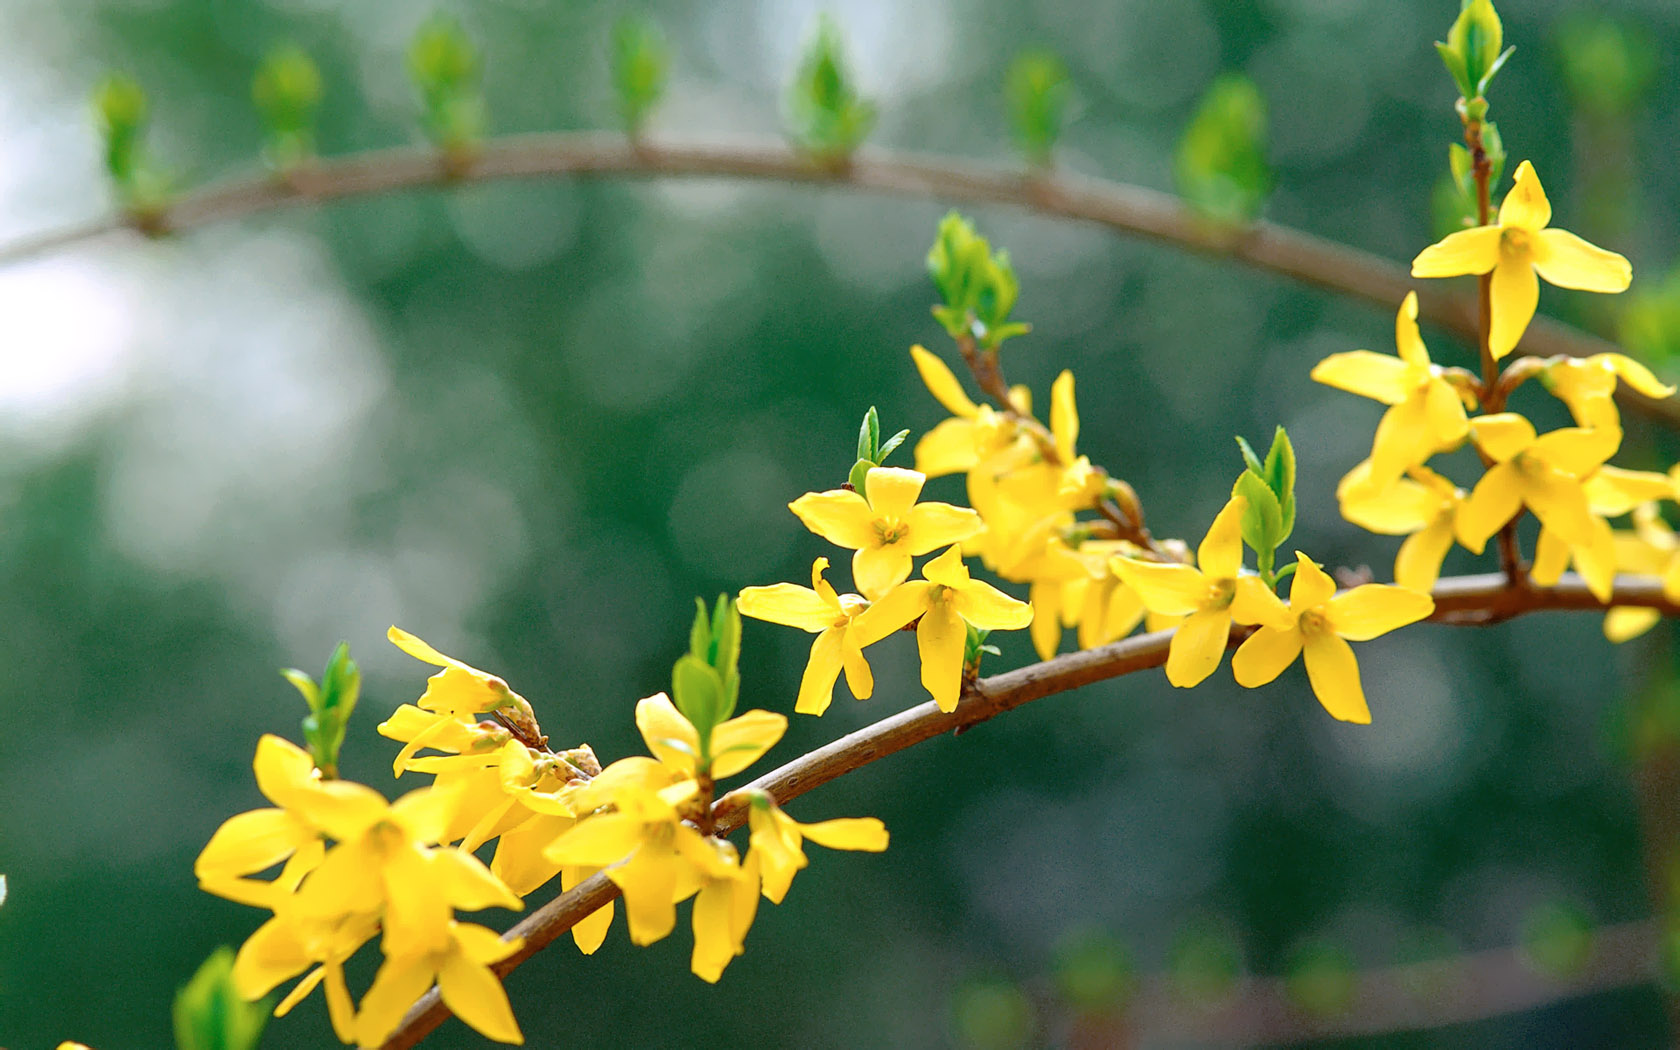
[1,1,1678,1047]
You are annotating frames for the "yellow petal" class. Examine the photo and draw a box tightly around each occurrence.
[1457,462,1524,552]
[1498,161,1552,231]
[906,501,985,555]
[1325,585,1434,641]
[1110,557,1205,617]
[794,629,846,716]
[1522,468,1597,549]
[910,344,980,419]
[921,544,973,588]
[1369,395,1435,488]
[1425,376,1470,444]
[1286,553,1336,611]
[564,867,613,954]
[1574,517,1618,603]
[1604,353,1675,399]
[388,625,456,668]
[840,637,874,700]
[1412,225,1501,278]
[1050,370,1079,462]
[799,815,889,852]
[850,581,931,646]
[1230,575,1291,628]
[1302,633,1372,724]
[352,955,437,1047]
[609,844,680,946]
[1393,517,1455,593]
[1231,624,1303,687]
[1198,495,1248,580]
[863,466,927,521]
[1341,474,1443,534]
[789,490,876,550]
[1533,228,1632,293]
[437,951,524,1044]
[251,733,317,807]
[1469,413,1536,462]
[914,418,981,477]
[1488,256,1539,360]
[1309,351,1414,404]
[709,709,788,779]
[1585,466,1672,517]
[543,812,646,868]
[736,582,835,633]
[853,545,913,601]
[1029,579,1064,661]
[1394,291,1429,367]
[1530,425,1620,478]
[690,877,741,984]
[431,845,523,912]
[917,602,967,712]
[194,808,311,880]
[952,577,1034,631]
[1164,607,1232,688]
[231,916,311,1000]
[635,693,701,774]
[1606,606,1661,643]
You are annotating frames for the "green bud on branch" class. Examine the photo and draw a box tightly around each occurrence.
[927,211,1030,351]
[408,13,485,163]
[787,15,875,163]
[1005,50,1071,168]
[282,642,359,780]
[611,15,669,136]
[1436,0,1512,101]
[253,45,324,173]
[1175,73,1270,225]
[673,596,742,756]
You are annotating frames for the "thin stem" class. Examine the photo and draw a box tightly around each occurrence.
[4,132,1669,427]
[376,570,1680,1048]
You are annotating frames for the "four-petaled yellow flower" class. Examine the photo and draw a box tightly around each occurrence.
[1545,353,1675,430]
[1110,495,1279,687]
[1337,462,1466,593]
[1412,160,1632,360]
[1458,413,1621,555]
[790,466,984,599]
[747,794,889,904]
[634,692,787,780]
[353,920,524,1046]
[853,546,1033,712]
[737,557,878,715]
[1310,292,1471,491]
[1232,553,1435,724]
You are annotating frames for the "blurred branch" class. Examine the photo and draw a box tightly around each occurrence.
[376,570,1679,1049]
[3,131,1671,427]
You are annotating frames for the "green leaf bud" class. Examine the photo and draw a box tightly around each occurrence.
[1005,50,1071,168]
[174,947,270,1050]
[253,45,324,171]
[611,14,669,135]
[1175,73,1270,224]
[408,13,484,157]
[787,15,875,162]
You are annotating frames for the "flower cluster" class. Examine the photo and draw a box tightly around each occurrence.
[198,624,887,1045]
[1318,160,1677,626]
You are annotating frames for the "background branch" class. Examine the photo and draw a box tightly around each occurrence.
[374,571,1680,1048]
[5,132,1670,427]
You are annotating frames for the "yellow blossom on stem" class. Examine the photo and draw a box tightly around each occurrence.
[789,466,983,599]
[746,792,889,905]
[1545,353,1675,430]
[851,546,1032,712]
[1458,413,1621,554]
[686,840,760,983]
[1604,504,1680,642]
[352,921,524,1046]
[1411,160,1632,360]
[909,344,1033,480]
[1231,552,1434,724]
[634,692,786,780]
[737,557,878,716]
[1310,292,1471,490]
[1337,462,1466,593]
[1111,495,1284,687]
[388,627,528,719]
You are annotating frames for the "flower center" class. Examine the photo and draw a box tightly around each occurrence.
[1205,578,1236,610]
[1298,609,1329,636]
[1500,227,1532,258]
[874,518,909,545]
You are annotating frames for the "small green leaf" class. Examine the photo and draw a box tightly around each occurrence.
[1234,435,1264,477]
[1521,901,1594,978]
[1284,941,1356,1017]
[1234,471,1282,560]
[877,428,911,464]
[787,15,875,161]
[611,14,669,133]
[1005,50,1071,167]
[672,654,724,745]
[408,13,484,154]
[1175,73,1270,224]
[174,947,270,1050]
[94,73,147,184]
[858,406,881,462]
[252,45,323,171]
[1435,42,1473,100]
[848,458,874,492]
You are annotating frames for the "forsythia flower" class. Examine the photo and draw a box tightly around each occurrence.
[853,546,1033,712]
[353,921,524,1046]
[1337,462,1466,593]
[1458,413,1621,555]
[1545,353,1675,430]
[1310,292,1471,491]
[736,557,879,715]
[1411,160,1632,360]
[1111,495,1281,687]
[790,465,984,599]
[1605,503,1680,642]
[747,792,889,904]
[909,344,1032,480]
[1231,552,1435,724]
[634,692,786,780]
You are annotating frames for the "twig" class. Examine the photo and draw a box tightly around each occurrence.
[374,570,1680,1049]
[3,132,1669,427]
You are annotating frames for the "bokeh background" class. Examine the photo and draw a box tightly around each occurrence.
[4,1,1680,1047]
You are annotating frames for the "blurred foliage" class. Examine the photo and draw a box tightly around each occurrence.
[1,2,1678,1048]
[1175,72,1270,224]
[1004,50,1071,168]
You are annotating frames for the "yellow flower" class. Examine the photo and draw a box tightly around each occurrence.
[1530,465,1680,603]
[1337,462,1465,593]
[1412,160,1632,360]
[352,921,524,1046]
[1310,292,1471,490]
[909,344,1033,479]
[737,557,878,715]
[1605,503,1680,642]
[1111,496,1284,687]
[1545,353,1675,430]
[1231,552,1434,724]
[1458,413,1621,554]
[634,692,786,780]
[746,794,889,905]
[378,702,511,778]
[686,840,760,983]
[388,626,530,721]
[851,546,1032,712]
[789,466,984,599]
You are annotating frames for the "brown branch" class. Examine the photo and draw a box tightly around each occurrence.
[7,132,1670,427]
[375,570,1680,1048]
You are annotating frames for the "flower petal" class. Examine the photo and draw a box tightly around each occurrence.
[1498,161,1552,231]
[799,816,889,852]
[1531,425,1621,478]
[353,954,437,1047]
[1302,633,1372,724]
[1340,474,1443,534]
[1488,256,1539,360]
[1164,607,1233,688]
[1231,624,1303,687]
[795,629,846,716]
[564,867,613,954]
[1198,495,1248,580]
[1522,468,1597,549]
[1309,351,1414,404]
[1533,228,1632,293]
[1606,606,1661,643]
[1110,557,1205,617]
[1605,353,1676,399]
[914,418,981,477]
[1412,225,1501,277]
[1286,553,1337,611]
[736,582,835,633]
[910,344,980,419]
[1325,584,1434,641]
[1393,517,1456,592]
[709,709,788,779]
[952,577,1034,631]
[1230,575,1291,628]
[789,490,876,550]
[1457,462,1524,552]
[906,501,985,555]
[1050,370,1079,462]
[437,951,524,1044]
[1394,291,1429,367]
[850,581,931,646]
[635,693,701,774]
[853,545,913,601]
[1469,413,1536,462]
[863,466,927,521]
[917,602,967,712]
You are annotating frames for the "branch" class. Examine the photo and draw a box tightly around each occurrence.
[374,571,1680,1048]
[7,132,1671,428]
